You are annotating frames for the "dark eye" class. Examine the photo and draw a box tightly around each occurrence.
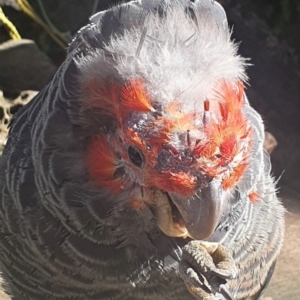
[128,146,144,168]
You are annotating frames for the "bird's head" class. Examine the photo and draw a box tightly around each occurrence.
[75,0,256,241]
[80,77,252,240]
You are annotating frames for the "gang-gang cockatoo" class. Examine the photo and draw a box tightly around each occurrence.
[0,1,285,300]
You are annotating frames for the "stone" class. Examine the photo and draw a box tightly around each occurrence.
[0,39,56,93]
[0,90,37,154]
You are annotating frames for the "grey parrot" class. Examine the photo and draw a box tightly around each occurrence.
[0,0,285,299]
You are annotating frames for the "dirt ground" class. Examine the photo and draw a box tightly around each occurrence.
[264,187,300,300]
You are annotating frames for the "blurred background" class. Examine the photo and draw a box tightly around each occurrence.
[0,1,299,299]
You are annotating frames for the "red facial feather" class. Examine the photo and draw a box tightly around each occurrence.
[194,80,252,190]
[219,135,238,161]
[248,191,260,204]
[125,129,145,150]
[81,78,153,123]
[121,78,153,112]
[151,172,197,197]
[165,102,195,132]
[222,162,248,190]
[166,102,182,116]
[87,136,122,193]
[81,79,121,118]
[194,141,218,158]
[218,80,244,122]
[174,113,195,131]
[201,166,223,178]
[85,77,252,197]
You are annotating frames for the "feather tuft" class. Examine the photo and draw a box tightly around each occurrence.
[248,191,260,204]
[151,171,197,197]
[121,78,154,112]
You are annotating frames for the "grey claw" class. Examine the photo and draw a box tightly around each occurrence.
[186,267,204,286]
[210,267,233,280]
[219,284,234,300]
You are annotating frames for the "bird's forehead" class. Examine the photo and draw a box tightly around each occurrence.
[77,0,247,110]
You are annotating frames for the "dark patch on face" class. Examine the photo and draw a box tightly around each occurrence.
[156,148,194,173]
[155,147,212,190]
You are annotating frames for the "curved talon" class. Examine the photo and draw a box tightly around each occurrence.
[219,284,234,300]
[186,267,205,286]
[180,241,237,300]
[210,267,233,280]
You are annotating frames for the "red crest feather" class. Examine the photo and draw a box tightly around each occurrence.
[121,79,153,112]
[219,135,238,161]
[193,80,252,190]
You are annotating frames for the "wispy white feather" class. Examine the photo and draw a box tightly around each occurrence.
[78,0,247,116]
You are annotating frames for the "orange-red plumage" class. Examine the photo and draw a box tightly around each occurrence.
[166,102,182,117]
[125,129,145,150]
[218,80,244,121]
[220,135,238,161]
[87,136,122,193]
[81,78,153,122]
[85,78,251,196]
[222,162,248,190]
[81,79,121,118]
[248,191,260,204]
[194,81,252,190]
[166,102,195,132]
[121,78,153,112]
[152,172,197,197]
[194,141,218,158]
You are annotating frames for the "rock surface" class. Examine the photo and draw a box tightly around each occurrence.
[0,39,57,94]
[264,188,300,300]
[0,90,37,153]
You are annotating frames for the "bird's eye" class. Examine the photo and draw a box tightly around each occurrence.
[128,146,144,168]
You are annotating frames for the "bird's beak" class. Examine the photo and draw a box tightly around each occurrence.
[155,180,228,240]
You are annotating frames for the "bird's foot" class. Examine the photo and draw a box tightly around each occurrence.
[179,241,237,300]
